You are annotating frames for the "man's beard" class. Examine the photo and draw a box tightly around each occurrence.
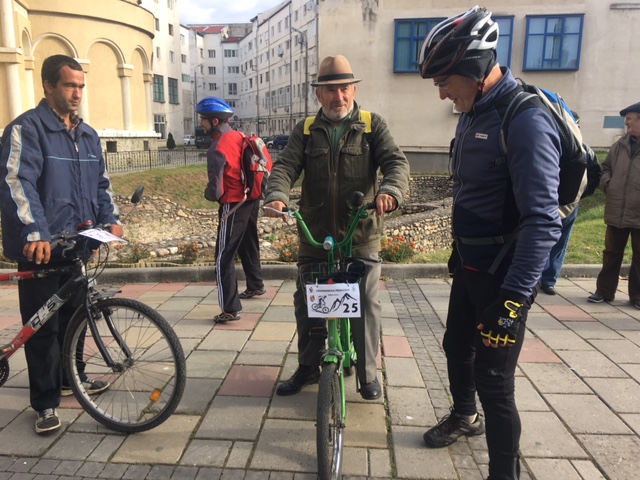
[323,105,352,122]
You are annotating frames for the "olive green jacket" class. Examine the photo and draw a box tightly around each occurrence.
[264,102,410,259]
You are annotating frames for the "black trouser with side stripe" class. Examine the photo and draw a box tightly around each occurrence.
[444,267,532,480]
[215,199,264,314]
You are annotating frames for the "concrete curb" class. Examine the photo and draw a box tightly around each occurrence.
[0,263,608,284]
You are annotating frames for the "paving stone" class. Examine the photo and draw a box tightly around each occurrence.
[519,411,588,458]
[565,321,624,340]
[185,350,236,379]
[382,335,413,357]
[589,338,640,363]
[267,388,317,421]
[225,441,252,469]
[194,467,223,480]
[391,425,457,479]
[543,305,595,322]
[578,434,640,480]
[75,461,105,477]
[526,328,594,351]
[260,305,295,322]
[344,403,387,448]
[29,459,60,475]
[122,464,152,479]
[43,432,103,460]
[173,378,219,416]
[570,459,607,479]
[526,459,581,480]
[515,376,549,412]
[234,341,290,366]
[585,377,640,413]
[111,415,199,464]
[518,363,592,394]
[546,393,632,434]
[217,365,279,397]
[170,465,198,480]
[250,419,317,472]
[555,350,628,378]
[0,410,77,457]
[197,330,250,351]
[0,388,30,428]
[196,396,268,440]
[52,460,83,476]
[340,446,367,476]
[518,338,562,363]
[250,322,296,341]
[383,357,424,388]
[147,464,176,480]
[386,386,436,427]
[180,439,231,468]
[98,462,129,478]
[86,435,127,463]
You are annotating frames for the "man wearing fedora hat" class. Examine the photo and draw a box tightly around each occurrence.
[588,101,640,308]
[264,55,409,400]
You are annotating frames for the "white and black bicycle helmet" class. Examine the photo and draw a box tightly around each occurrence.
[419,6,499,83]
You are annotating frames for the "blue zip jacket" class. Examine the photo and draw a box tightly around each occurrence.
[0,99,119,262]
[452,68,562,297]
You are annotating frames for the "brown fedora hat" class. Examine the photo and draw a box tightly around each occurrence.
[310,55,362,86]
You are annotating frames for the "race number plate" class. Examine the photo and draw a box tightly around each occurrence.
[305,283,361,318]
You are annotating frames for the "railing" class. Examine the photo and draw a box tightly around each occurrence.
[105,147,282,174]
[104,149,208,174]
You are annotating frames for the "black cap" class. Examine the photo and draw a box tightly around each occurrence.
[447,49,497,84]
[620,102,640,116]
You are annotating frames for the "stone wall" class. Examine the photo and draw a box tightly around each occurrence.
[0,176,454,262]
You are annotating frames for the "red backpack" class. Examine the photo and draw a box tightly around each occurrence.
[240,133,272,201]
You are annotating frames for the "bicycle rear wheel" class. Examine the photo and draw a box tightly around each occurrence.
[63,297,186,433]
[317,362,344,480]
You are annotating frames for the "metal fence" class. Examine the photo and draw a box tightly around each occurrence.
[105,147,281,174]
[104,149,208,174]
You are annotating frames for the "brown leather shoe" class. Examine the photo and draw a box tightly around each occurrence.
[276,366,320,396]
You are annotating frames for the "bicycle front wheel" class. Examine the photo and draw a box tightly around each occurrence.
[63,297,186,433]
[317,362,344,480]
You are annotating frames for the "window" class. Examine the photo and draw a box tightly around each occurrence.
[181,54,187,64]
[180,34,185,45]
[227,100,236,108]
[393,18,445,73]
[224,49,238,58]
[153,75,164,102]
[168,78,179,104]
[168,24,174,36]
[209,83,217,90]
[208,49,215,58]
[524,14,584,70]
[199,48,203,58]
[182,73,190,82]
[156,47,161,60]
[208,66,216,75]
[169,51,175,63]
[155,18,160,31]
[228,66,239,74]
[154,114,166,139]
[494,16,514,68]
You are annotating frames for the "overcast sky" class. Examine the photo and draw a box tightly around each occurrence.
[179,0,284,25]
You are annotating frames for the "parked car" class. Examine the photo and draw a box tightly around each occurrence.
[267,135,289,150]
[195,126,212,149]
[184,135,195,146]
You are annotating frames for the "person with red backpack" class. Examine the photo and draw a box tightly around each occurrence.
[198,97,266,324]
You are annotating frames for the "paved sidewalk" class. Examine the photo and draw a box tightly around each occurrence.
[1,273,640,479]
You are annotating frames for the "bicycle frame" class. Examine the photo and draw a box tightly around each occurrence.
[0,252,124,381]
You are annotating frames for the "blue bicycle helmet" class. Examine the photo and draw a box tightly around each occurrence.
[196,97,233,120]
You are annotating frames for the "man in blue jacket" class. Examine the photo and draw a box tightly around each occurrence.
[0,55,122,434]
[418,7,562,480]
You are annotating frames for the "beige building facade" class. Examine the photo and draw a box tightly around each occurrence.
[315,0,639,170]
[0,0,155,151]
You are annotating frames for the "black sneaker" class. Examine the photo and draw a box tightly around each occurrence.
[423,409,485,448]
[62,378,110,397]
[35,408,61,434]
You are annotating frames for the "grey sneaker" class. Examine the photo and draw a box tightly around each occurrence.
[423,409,485,448]
[35,408,61,434]
[62,378,110,397]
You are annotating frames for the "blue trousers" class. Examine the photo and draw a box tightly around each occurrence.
[541,207,578,287]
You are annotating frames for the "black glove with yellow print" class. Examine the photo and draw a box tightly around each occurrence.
[478,290,527,348]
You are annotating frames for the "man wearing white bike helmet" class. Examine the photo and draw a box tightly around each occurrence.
[419,7,562,480]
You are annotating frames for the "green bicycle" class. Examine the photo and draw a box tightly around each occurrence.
[267,191,375,480]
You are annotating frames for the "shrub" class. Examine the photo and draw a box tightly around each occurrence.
[114,242,151,264]
[380,236,422,263]
[275,237,299,263]
[178,242,200,264]
[166,133,176,150]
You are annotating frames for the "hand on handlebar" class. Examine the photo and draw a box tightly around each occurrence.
[109,224,124,238]
[264,200,288,219]
[23,241,52,265]
[375,194,397,217]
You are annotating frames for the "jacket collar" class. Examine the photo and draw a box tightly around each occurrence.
[472,67,518,116]
[35,98,87,134]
